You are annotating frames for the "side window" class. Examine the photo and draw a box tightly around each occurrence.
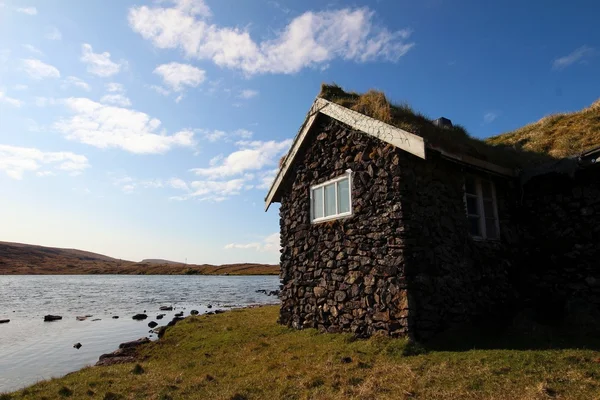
[464,176,499,240]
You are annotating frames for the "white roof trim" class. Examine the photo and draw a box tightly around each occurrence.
[264,97,426,211]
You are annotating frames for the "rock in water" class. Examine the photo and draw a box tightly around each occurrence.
[73,343,82,349]
[190,310,199,315]
[174,312,183,317]
[44,315,62,322]
[112,316,119,319]
[159,306,173,311]
[132,314,148,320]
[156,314,164,320]
[0,319,9,324]
[207,304,213,309]
[76,316,87,321]
[148,321,158,328]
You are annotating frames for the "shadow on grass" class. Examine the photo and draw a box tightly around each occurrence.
[422,307,600,353]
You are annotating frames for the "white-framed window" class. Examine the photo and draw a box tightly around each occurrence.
[310,170,352,223]
[464,176,500,240]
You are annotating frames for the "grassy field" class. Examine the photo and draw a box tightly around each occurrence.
[4,306,600,400]
[0,241,278,275]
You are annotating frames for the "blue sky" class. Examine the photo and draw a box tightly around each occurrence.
[0,0,598,264]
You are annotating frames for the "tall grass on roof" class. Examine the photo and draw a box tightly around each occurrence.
[319,84,566,168]
[486,97,600,159]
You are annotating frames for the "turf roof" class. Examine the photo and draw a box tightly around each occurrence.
[318,84,584,169]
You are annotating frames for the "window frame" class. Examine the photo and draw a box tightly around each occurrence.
[310,170,353,224]
[463,175,500,241]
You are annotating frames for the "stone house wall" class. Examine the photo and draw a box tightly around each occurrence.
[516,166,600,322]
[399,150,520,338]
[278,117,520,339]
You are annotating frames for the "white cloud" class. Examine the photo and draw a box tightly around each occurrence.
[34,97,58,107]
[62,76,91,91]
[22,58,60,79]
[190,139,291,178]
[55,97,195,154]
[128,1,414,75]
[23,44,43,55]
[483,112,498,124]
[199,128,253,142]
[168,177,189,191]
[0,144,89,180]
[149,84,171,96]
[154,62,206,92]
[16,6,36,15]
[100,93,132,107]
[81,43,123,77]
[0,90,23,107]
[553,45,595,70]
[257,168,279,189]
[237,89,259,99]
[14,84,28,90]
[46,27,62,41]
[225,233,280,253]
[106,82,125,93]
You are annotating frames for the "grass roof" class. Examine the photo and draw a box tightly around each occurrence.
[486,99,600,159]
[319,84,576,169]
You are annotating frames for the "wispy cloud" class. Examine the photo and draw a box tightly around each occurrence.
[16,6,37,15]
[61,76,91,91]
[81,43,124,77]
[483,112,498,124]
[199,129,253,143]
[100,93,132,107]
[0,144,89,180]
[55,97,195,154]
[553,45,595,70]
[23,44,43,56]
[22,58,60,79]
[128,1,414,75]
[190,139,291,178]
[225,233,280,253]
[46,27,62,41]
[153,62,205,102]
[0,90,24,107]
[237,89,259,99]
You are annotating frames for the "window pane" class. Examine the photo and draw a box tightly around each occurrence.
[483,200,495,219]
[313,187,323,220]
[485,219,498,239]
[466,196,479,215]
[468,216,481,236]
[481,180,493,198]
[337,178,350,214]
[465,177,476,195]
[324,184,336,217]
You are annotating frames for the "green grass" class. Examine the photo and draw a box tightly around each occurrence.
[5,306,600,399]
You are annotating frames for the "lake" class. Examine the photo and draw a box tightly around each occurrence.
[0,275,280,393]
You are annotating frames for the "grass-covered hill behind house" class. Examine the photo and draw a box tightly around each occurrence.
[0,241,278,275]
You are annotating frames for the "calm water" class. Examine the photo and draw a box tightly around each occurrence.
[0,275,280,393]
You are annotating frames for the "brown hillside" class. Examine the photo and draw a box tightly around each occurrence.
[486,98,600,159]
[0,241,278,275]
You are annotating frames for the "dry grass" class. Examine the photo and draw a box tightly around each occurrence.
[6,306,600,400]
[486,98,600,159]
[319,84,571,168]
[0,241,278,275]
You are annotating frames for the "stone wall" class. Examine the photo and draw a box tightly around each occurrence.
[517,166,600,324]
[278,116,519,339]
[398,151,520,338]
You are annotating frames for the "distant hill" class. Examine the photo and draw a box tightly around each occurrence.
[141,259,183,265]
[486,98,600,160]
[0,241,278,275]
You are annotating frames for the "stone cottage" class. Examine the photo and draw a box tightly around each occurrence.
[265,85,600,340]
